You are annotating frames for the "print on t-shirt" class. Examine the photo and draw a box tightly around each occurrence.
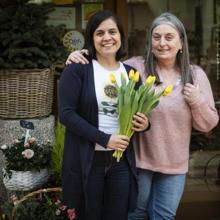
[101,83,118,117]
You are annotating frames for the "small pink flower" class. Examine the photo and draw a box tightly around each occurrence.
[22,149,34,159]
[24,142,30,148]
[59,205,67,211]
[67,209,76,220]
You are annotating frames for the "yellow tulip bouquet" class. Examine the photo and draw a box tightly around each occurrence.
[110,69,173,162]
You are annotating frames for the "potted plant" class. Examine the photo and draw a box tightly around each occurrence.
[1,188,78,220]
[0,135,51,191]
[0,0,67,119]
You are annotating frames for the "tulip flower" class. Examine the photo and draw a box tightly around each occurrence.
[145,75,156,85]
[133,71,140,82]
[129,69,135,80]
[163,85,173,96]
[110,71,173,162]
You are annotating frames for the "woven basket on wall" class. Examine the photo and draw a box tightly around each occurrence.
[0,68,54,119]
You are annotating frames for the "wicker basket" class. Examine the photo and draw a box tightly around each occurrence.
[0,68,54,119]
[11,187,62,220]
[3,168,49,191]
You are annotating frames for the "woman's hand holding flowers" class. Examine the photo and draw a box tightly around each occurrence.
[107,134,130,152]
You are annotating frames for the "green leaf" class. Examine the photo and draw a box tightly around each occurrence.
[51,121,65,183]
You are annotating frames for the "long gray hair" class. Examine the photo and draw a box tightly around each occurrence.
[144,12,193,85]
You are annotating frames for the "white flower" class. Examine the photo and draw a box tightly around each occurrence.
[55,209,61,216]
[22,149,34,159]
[0,144,7,150]
[55,200,61,205]
[14,139,20,143]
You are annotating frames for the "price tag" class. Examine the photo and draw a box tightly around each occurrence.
[20,120,34,144]
[20,120,34,130]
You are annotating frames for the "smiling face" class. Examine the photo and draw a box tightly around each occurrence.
[151,23,182,62]
[93,18,121,60]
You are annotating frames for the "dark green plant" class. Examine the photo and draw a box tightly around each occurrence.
[1,191,78,220]
[15,194,66,220]
[0,0,68,69]
[1,193,66,220]
[1,199,13,220]
[51,121,65,185]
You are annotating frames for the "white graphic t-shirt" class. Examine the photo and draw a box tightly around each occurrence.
[92,59,128,151]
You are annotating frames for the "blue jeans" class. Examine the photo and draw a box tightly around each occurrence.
[85,151,130,220]
[128,169,186,220]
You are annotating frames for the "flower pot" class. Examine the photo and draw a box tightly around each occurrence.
[3,168,49,191]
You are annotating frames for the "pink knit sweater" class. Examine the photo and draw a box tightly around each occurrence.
[124,56,219,174]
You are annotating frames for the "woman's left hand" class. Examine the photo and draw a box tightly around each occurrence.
[132,112,149,132]
[183,83,201,104]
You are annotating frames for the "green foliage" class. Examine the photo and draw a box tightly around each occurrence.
[1,192,71,220]
[0,136,51,176]
[15,194,66,220]
[1,200,14,220]
[51,122,65,184]
[0,1,68,69]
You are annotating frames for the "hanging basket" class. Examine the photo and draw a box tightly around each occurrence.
[3,168,49,191]
[0,68,54,119]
